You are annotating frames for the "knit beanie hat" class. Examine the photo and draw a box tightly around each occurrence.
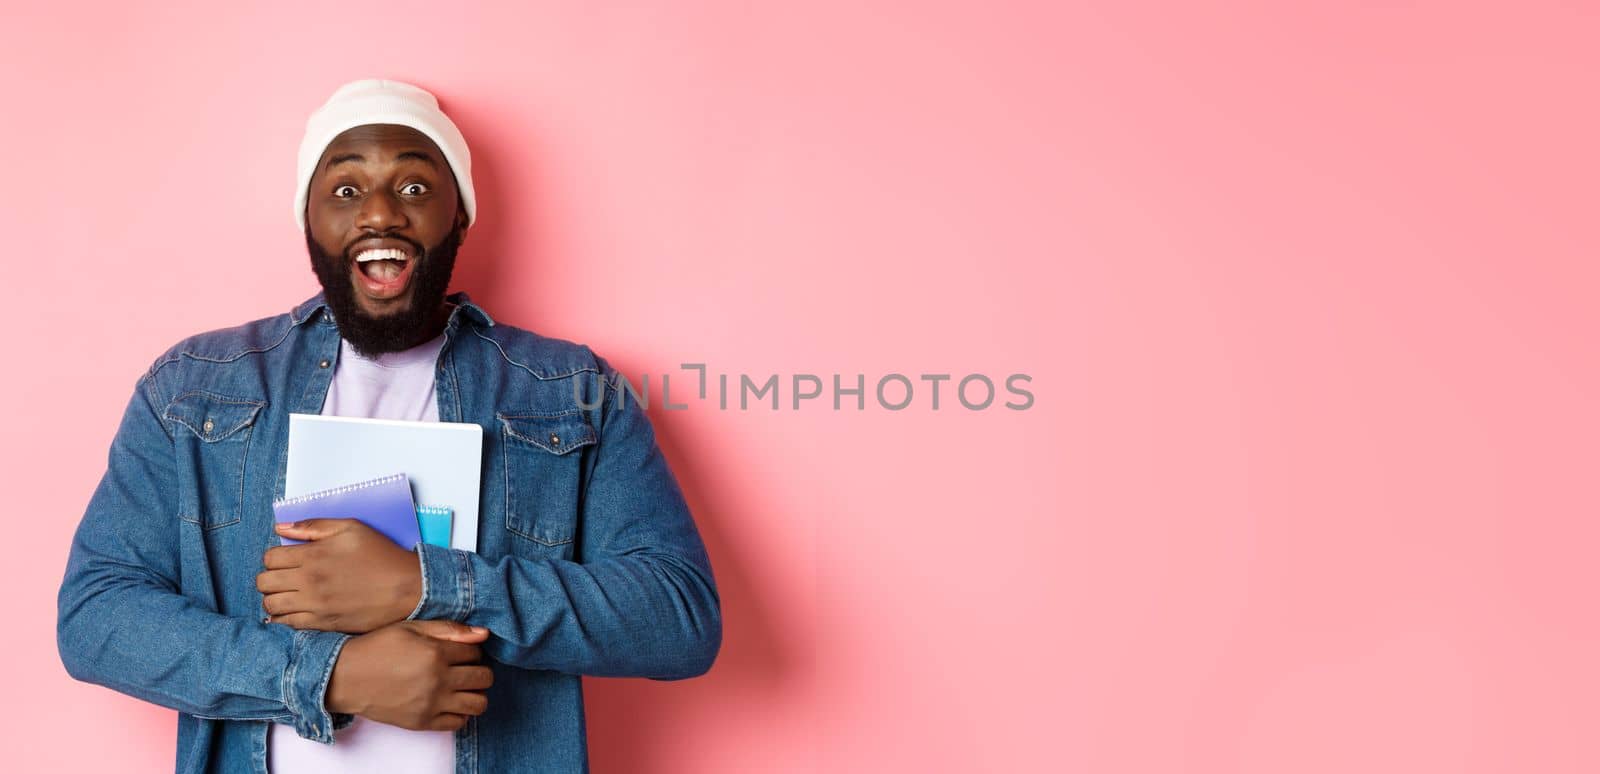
[294,78,476,231]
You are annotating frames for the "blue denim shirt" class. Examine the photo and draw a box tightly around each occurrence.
[57,292,722,773]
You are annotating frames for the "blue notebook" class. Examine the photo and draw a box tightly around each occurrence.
[416,505,453,548]
[273,473,422,549]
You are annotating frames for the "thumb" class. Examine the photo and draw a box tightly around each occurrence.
[274,518,352,541]
[409,619,490,643]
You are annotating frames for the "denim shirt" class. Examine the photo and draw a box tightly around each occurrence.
[56,292,722,773]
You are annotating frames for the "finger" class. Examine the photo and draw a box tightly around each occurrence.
[261,545,303,570]
[255,569,299,594]
[269,612,318,629]
[449,665,495,692]
[437,640,483,665]
[428,713,468,732]
[261,591,310,616]
[444,691,489,717]
[409,619,490,643]
[274,518,355,541]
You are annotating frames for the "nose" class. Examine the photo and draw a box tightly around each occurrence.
[356,188,409,232]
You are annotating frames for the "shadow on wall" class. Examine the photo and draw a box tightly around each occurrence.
[586,402,792,773]
[446,106,509,308]
[451,129,792,772]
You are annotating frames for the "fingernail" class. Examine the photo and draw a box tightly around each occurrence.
[471,626,488,634]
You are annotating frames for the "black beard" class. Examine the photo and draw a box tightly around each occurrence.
[306,227,461,357]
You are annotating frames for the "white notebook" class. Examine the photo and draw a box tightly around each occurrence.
[284,413,483,551]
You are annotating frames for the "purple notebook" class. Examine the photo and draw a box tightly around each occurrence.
[272,472,422,548]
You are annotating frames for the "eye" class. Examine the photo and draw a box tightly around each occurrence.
[400,182,429,196]
[332,184,359,198]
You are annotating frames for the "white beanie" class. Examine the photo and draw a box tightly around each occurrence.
[294,78,476,231]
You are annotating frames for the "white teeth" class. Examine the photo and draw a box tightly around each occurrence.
[355,248,408,263]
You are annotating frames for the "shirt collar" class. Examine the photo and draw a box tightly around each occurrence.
[290,291,497,329]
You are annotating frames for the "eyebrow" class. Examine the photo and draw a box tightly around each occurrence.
[324,150,440,171]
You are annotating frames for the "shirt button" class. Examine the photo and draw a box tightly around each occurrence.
[319,359,331,369]
[549,433,561,446]
[202,418,214,434]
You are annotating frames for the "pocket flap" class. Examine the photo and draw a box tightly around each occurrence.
[497,411,597,455]
[164,391,266,442]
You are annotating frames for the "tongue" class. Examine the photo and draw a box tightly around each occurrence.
[361,259,405,281]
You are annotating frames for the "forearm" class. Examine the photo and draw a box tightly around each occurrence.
[58,543,351,740]
[405,356,723,679]
[412,543,721,679]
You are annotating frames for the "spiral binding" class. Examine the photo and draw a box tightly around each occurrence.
[273,472,406,507]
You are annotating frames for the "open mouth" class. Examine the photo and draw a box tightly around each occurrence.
[351,245,417,300]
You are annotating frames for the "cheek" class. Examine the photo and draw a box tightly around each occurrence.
[418,205,455,239]
[423,190,461,231]
[313,235,344,262]
[307,219,347,257]
[306,202,352,244]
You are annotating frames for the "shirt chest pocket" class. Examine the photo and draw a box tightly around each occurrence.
[164,390,266,530]
[498,411,597,550]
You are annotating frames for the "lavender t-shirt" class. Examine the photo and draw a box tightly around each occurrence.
[268,331,452,773]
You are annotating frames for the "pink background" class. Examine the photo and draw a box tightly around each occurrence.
[4,1,1598,771]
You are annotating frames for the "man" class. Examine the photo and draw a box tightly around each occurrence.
[56,79,722,773]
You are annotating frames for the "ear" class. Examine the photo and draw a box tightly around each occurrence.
[455,202,469,244]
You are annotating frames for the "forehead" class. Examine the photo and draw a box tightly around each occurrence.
[316,124,447,170]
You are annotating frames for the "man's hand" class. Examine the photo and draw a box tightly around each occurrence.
[257,518,423,633]
[327,620,494,732]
